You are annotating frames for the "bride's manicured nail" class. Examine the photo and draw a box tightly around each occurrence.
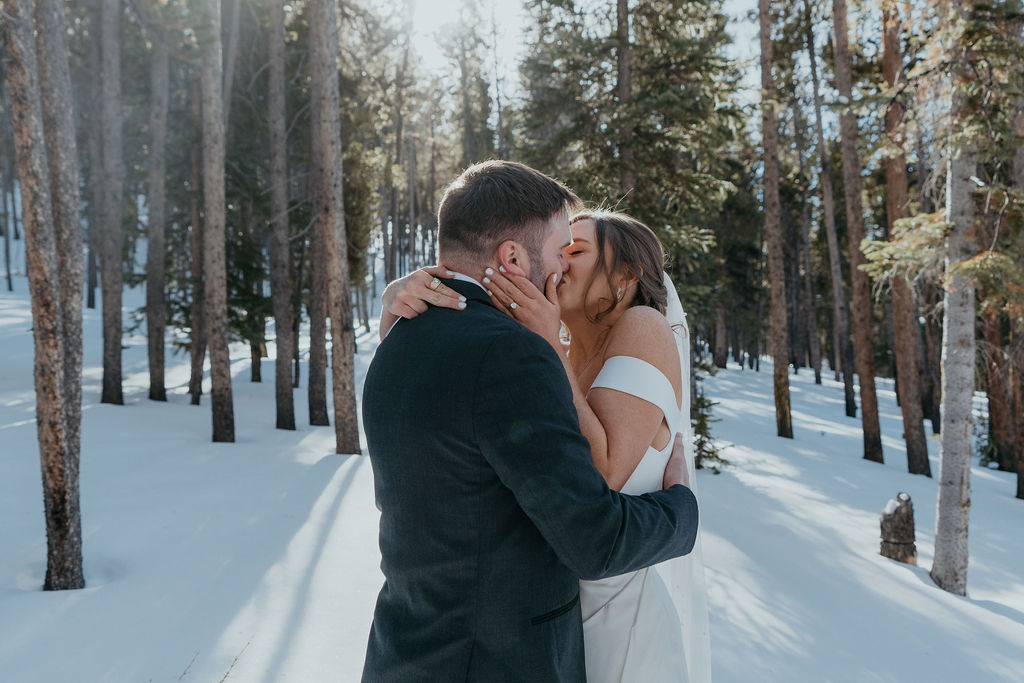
[485,267,494,275]
[458,301,466,309]
[485,289,493,297]
[483,276,491,284]
[446,270,454,276]
[553,273,559,283]
[459,295,467,302]
[498,265,506,273]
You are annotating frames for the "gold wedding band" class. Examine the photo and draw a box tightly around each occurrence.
[428,277,442,291]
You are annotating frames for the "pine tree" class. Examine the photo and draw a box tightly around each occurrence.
[881,0,929,476]
[198,0,235,442]
[99,0,125,405]
[5,0,85,590]
[833,0,883,463]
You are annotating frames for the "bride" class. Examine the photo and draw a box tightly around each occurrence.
[380,210,711,683]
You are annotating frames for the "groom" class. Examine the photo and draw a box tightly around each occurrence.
[361,161,699,682]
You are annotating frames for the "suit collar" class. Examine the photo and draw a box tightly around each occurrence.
[446,277,494,307]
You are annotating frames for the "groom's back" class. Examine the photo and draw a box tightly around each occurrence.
[362,289,586,682]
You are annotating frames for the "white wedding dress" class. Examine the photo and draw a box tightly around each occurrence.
[579,275,711,683]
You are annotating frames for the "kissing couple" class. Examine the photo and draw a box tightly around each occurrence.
[362,161,711,682]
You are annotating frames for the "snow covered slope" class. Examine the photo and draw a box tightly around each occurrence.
[1,283,1022,681]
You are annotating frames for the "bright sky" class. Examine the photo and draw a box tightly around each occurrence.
[409,0,529,86]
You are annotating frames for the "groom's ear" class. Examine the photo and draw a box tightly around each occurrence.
[496,240,528,277]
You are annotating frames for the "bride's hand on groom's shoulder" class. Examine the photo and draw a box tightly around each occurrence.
[383,266,466,320]
[482,267,563,350]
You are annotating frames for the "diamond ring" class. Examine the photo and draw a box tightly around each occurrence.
[428,277,442,291]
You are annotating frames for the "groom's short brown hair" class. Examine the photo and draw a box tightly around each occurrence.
[437,161,580,262]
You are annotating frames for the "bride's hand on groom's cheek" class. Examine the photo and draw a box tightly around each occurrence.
[482,267,562,347]
[383,266,466,319]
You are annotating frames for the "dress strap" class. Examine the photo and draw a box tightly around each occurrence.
[589,355,682,425]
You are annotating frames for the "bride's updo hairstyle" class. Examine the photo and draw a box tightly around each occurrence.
[570,210,668,322]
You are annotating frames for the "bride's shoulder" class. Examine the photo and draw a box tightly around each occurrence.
[605,306,679,371]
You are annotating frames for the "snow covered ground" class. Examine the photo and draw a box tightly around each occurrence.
[2,281,1023,682]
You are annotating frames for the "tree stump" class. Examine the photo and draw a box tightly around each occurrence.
[880,492,917,565]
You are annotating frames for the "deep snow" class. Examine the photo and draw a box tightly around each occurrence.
[1,281,1022,682]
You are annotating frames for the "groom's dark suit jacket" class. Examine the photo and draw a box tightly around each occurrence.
[361,278,699,682]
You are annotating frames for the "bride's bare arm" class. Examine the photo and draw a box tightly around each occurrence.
[378,266,465,340]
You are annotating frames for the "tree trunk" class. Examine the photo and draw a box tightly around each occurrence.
[982,308,1015,470]
[1011,106,1024,499]
[310,0,360,454]
[221,0,241,131]
[292,233,306,390]
[882,1,929,476]
[6,0,85,590]
[713,301,727,368]
[199,0,235,442]
[931,39,977,594]
[85,23,101,309]
[99,0,124,405]
[1011,319,1024,500]
[921,283,943,433]
[794,102,822,384]
[268,0,295,429]
[146,26,169,402]
[2,156,12,292]
[188,74,206,405]
[833,0,883,463]
[806,13,856,415]
[308,234,329,425]
[616,0,635,194]
[758,0,793,439]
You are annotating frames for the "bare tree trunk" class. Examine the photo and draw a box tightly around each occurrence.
[85,25,101,310]
[146,26,169,402]
[1,156,11,291]
[310,0,360,453]
[292,234,306,389]
[199,0,235,442]
[921,283,943,432]
[794,104,822,384]
[188,74,206,405]
[1011,319,1024,500]
[833,0,883,462]
[882,1,930,476]
[6,0,85,590]
[759,0,793,439]
[616,0,635,194]
[982,308,1015,470]
[268,0,295,430]
[806,13,856,415]
[713,301,727,368]
[221,0,241,131]
[99,0,124,405]
[239,199,263,383]
[1011,105,1024,499]
[932,13,977,592]
[308,233,329,424]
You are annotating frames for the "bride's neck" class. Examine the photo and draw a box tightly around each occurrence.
[565,319,612,375]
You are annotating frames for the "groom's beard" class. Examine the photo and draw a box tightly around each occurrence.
[525,248,549,293]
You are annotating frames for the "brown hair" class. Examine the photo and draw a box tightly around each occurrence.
[437,161,580,265]
[570,210,667,322]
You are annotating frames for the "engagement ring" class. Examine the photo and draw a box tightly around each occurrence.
[428,277,442,291]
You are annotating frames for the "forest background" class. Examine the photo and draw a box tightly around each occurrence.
[2,0,1023,616]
